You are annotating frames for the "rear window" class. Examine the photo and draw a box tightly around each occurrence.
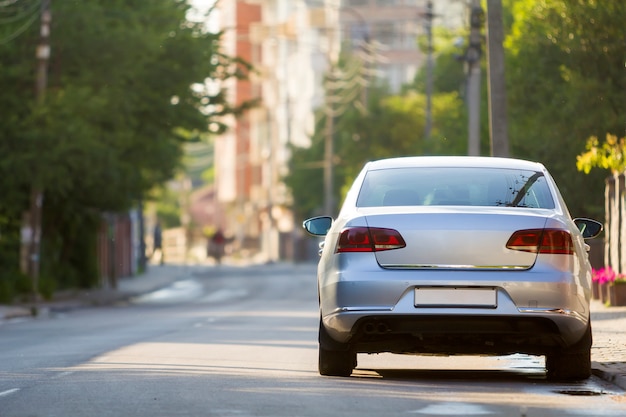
[356,167,555,209]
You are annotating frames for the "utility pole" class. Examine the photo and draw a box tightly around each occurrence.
[323,68,336,215]
[26,0,51,310]
[423,0,434,141]
[339,7,370,106]
[355,16,371,108]
[322,5,340,216]
[486,0,509,157]
[467,0,483,156]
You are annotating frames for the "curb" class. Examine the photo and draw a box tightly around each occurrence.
[0,263,200,321]
[592,362,626,391]
[0,306,33,320]
[0,290,133,321]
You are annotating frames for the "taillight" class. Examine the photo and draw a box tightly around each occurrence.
[506,229,573,255]
[336,227,406,253]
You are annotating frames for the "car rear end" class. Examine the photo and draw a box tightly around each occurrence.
[318,158,592,353]
[310,156,599,379]
[319,207,590,354]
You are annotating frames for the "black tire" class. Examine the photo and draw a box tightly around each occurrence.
[319,346,356,377]
[318,318,356,377]
[546,323,592,381]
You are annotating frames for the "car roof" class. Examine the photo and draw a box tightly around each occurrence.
[364,156,547,172]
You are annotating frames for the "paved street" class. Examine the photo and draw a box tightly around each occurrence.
[0,262,625,416]
[4,262,626,388]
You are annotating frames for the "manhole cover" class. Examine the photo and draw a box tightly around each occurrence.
[554,389,605,396]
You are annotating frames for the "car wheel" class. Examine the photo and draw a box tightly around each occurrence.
[545,323,592,381]
[318,318,356,377]
[319,345,356,377]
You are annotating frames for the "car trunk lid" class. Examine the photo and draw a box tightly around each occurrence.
[362,208,550,269]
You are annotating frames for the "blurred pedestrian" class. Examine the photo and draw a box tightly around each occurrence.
[208,228,226,264]
[153,222,164,265]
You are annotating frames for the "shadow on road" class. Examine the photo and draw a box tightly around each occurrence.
[353,367,546,382]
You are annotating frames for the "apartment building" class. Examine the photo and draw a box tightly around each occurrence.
[212,0,465,261]
[213,1,328,262]
[340,0,466,92]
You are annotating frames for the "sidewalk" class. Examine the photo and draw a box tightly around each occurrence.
[589,299,626,389]
[1,265,625,390]
[0,263,199,320]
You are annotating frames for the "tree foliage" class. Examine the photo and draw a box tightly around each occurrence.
[287,1,624,221]
[577,134,626,175]
[0,0,248,294]
[506,0,625,217]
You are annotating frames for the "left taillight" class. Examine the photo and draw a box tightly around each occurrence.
[506,229,574,255]
[336,227,406,253]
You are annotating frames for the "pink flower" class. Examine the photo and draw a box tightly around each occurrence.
[593,267,617,284]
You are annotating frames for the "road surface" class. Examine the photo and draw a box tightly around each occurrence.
[1,263,625,416]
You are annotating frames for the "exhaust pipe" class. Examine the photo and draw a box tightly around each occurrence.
[363,321,390,334]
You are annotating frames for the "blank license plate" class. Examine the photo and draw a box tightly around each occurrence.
[415,287,497,308]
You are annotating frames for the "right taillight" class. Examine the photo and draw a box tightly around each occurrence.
[336,227,406,253]
[506,229,573,255]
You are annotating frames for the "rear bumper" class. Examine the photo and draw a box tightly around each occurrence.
[321,287,590,354]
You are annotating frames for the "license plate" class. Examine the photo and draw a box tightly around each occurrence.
[414,287,497,308]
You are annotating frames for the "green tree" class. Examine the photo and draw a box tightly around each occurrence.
[506,0,625,218]
[0,1,250,295]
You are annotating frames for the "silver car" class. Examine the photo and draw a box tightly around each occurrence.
[303,156,602,380]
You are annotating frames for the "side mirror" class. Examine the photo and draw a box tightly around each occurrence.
[573,218,603,239]
[303,216,333,236]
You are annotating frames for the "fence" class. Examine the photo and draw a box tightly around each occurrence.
[96,210,143,289]
[605,173,624,272]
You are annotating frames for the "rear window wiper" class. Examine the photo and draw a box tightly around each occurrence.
[508,172,542,207]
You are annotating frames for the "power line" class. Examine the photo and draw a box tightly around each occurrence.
[0,0,24,7]
[0,0,38,22]
[0,0,41,44]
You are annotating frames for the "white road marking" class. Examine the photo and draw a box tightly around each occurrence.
[201,288,248,303]
[410,402,494,415]
[0,388,20,397]
[133,280,204,303]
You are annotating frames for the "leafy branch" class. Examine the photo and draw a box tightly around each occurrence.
[576,133,626,175]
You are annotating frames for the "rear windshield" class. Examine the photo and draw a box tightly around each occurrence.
[356,167,555,209]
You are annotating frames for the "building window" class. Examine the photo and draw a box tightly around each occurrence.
[376,0,399,5]
[382,0,422,5]
[373,0,421,6]
[373,21,415,50]
[348,22,370,45]
[373,22,394,48]
[344,0,369,7]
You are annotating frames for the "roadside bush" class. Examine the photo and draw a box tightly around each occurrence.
[0,279,12,304]
[0,270,32,304]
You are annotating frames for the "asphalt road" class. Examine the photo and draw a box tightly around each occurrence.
[1,263,625,417]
